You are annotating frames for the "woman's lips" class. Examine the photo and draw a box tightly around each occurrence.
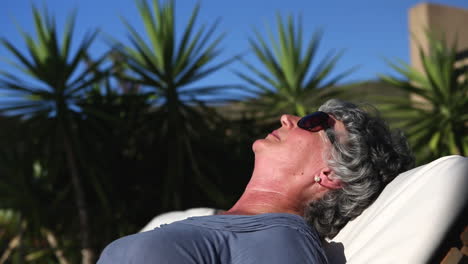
[270,131,280,140]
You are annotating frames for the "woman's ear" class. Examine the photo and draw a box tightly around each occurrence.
[318,168,342,190]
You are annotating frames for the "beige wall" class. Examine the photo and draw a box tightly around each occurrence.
[409,3,468,71]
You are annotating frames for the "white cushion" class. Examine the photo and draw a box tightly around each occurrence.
[325,155,468,263]
[140,207,216,232]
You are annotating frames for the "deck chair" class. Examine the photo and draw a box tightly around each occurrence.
[325,155,468,263]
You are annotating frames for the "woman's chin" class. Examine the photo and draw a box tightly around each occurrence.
[252,139,266,153]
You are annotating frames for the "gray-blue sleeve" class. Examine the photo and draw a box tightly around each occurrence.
[97,223,223,264]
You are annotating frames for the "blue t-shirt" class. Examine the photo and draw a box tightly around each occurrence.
[98,213,329,264]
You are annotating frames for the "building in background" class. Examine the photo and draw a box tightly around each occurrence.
[409,3,468,71]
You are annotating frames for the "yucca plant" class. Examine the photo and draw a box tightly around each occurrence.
[380,33,468,163]
[116,0,235,210]
[0,6,105,264]
[237,14,356,118]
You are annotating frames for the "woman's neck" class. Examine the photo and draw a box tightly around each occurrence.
[223,188,305,216]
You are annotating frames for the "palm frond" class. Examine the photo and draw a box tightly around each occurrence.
[380,32,467,162]
[238,14,353,117]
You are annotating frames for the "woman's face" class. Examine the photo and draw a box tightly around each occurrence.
[252,114,346,197]
[253,114,330,172]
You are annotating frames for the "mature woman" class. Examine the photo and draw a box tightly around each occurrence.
[98,99,414,263]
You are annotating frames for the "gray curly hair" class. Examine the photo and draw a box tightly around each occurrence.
[305,99,414,239]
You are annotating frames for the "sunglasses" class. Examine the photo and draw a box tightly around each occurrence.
[297,111,334,133]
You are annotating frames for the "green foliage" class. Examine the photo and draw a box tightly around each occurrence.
[380,33,468,163]
[0,5,105,263]
[118,0,234,101]
[237,14,355,118]
[116,0,236,210]
[0,116,71,264]
[0,6,104,118]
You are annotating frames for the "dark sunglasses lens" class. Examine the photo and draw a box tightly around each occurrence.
[298,112,329,132]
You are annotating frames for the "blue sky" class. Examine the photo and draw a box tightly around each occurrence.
[1,0,468,89]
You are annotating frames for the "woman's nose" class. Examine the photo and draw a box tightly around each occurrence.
[280,114,297,128]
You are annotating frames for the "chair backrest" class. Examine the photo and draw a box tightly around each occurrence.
[140,207,217,232]
[325,155,468,263]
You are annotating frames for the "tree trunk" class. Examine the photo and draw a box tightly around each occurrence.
[162,87,183,210]
[453,124,466,156]
[62,131,94,264]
